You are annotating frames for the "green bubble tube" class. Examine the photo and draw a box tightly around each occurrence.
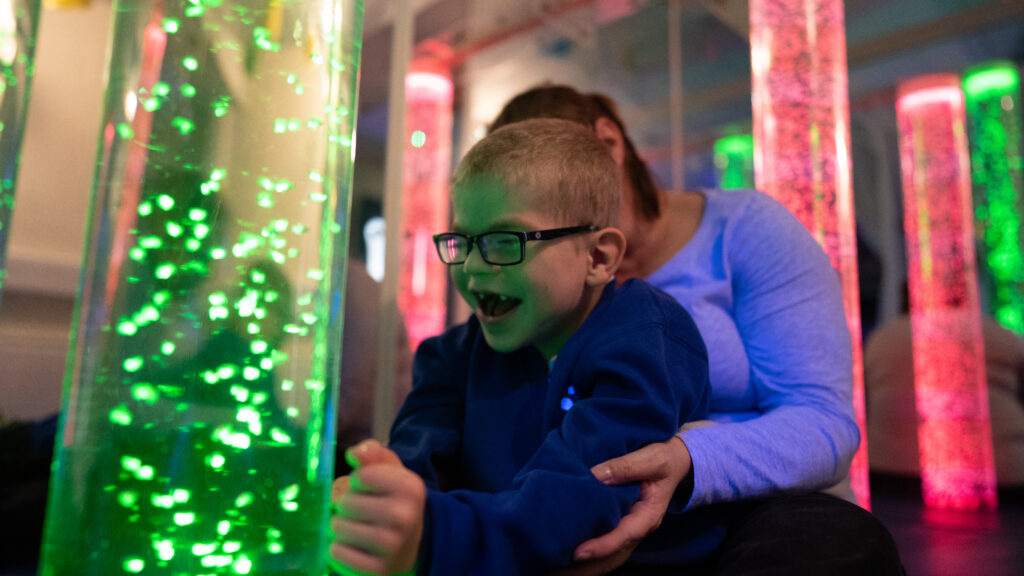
[963,61,1024,334]
[38,0,364,574]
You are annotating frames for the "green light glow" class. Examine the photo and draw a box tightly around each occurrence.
[713,133,755,190]
[411,130,426,148]
[964,67,1019,98]
[964,61,1024,334]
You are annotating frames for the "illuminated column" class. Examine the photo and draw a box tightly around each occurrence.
[896,75,998,510]
[749,0,870,507]
[963,62,1024,335]
[713,133,755,190]
[39,0,365,574]
[399,64,453,350]
[0,0,40,310]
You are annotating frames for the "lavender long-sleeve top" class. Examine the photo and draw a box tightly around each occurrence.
[647,188,860,508]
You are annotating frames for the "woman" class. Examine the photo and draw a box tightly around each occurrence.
[490,85,902,575]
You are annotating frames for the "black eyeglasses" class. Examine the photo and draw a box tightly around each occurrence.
[433,225,598,266]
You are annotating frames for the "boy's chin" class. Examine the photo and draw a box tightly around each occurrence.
[480,329,527,354]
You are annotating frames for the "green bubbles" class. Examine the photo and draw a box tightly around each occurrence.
[182,57,199,71]
[173,511,195,526]
[233,555,253,574]
[156,194,174,210]
[121,455,142,472]
[138,201,153,216]
[123,557,145,573]
[206,452,226,469]
[118,491,138,507]
[181,83,196,98]
[270,428,292,444]
[110,405,133,426]
[161,340,175,355]
[234,492,254,508]
[172,117,195,135]
[154,263,177,279]
[278,484,299,502]
[191,542,217,556]
[152,82,170,97]
[166,221,183,237]
[124,356,144,372]
[139,235,162,249]
[118,123,134,140]
[151,494,175,509]
[254,27,279,52]
[131,383,158,404]
[117,320,138,336]
[411,130,426,148]
[154,539,175,561]
[162,18,180,33]
[209,305,229,321]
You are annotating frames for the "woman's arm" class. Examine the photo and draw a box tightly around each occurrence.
[681,194,859,506]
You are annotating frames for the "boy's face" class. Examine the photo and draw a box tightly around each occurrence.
[450,179,595,359]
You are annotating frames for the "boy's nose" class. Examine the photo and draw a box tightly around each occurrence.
[461,246,496,275]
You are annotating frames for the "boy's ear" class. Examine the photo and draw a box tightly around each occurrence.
[586,227,626,286]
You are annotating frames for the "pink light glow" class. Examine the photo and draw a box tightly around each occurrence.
[405,71,454,102]
[749,0,870,508]
[896,74,998,510]
[399,62,454,351]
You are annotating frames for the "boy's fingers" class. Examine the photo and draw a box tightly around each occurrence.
[331,516,403,556]
[329,542,387,576]
[347,440,403,469]
[332,476,351,503]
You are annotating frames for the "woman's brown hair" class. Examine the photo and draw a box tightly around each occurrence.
[489,85,661,222]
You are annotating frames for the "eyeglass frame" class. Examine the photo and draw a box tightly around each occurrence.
[432,225,599,266]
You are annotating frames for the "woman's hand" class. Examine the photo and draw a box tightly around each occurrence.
[556,436,692,575]
[331,440,425,576]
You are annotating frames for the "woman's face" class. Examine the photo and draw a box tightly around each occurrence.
[595,117,640,246]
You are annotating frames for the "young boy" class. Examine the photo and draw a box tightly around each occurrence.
[330,119,713,575]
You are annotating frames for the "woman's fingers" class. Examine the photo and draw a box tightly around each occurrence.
[590,441,672,485]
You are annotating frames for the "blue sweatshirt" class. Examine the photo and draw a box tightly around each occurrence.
[388,279,715,574]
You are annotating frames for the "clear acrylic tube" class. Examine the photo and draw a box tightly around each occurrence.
[39,0,364,573]
[0,0,41,309]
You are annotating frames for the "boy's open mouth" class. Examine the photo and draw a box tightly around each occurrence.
[473,291,522,320]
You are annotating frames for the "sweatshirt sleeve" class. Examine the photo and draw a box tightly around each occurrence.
[419,321,709,575]
[387,329,467,491]
[680,194,861,508]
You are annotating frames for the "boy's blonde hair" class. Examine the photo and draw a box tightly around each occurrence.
[452,118,620,228]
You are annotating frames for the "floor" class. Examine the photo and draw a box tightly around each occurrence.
[870,476,1024,576]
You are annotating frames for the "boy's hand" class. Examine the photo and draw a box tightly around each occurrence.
[331,440,425,576]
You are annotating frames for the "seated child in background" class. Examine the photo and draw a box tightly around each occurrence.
[330,118,714,575]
